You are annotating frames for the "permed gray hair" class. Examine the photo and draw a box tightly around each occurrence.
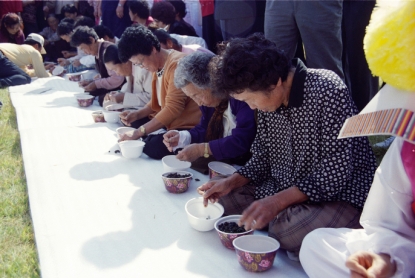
[174,52,215,89]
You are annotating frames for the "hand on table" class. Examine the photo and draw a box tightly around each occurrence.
[176,144,203,162]
[119,110,139,126]
[239,195,282,231]
[163,130,179,152]
[119,129,142,141]
[82,81,97,92]
[104,91,124,103]
[346,251,396,278]
[197,177,234,207]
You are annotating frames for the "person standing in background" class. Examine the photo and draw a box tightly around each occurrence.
[264,0,344,80]
[0,13,25,44]
[100,0,132,38]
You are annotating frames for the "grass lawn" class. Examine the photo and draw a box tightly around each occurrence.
[0,86,391,277]
[0,88,40,277]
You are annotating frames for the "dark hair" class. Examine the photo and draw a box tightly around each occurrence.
[150,2,176,25]
[128,0,150,20]
[167,0,186,18]
[118,25,160,63]
[61,4,78,16]
[174,52,214,89]
[0,13,22,40]
[57,21,74,36]
[149,26,177,45]
[103,44,121,65]
[74,16,95,28]
[46,13,59,22]
[70,26,98,47]
[93,25,114,40]
[213,33,292,96]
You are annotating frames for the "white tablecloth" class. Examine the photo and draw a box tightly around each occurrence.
[9,77,306,278]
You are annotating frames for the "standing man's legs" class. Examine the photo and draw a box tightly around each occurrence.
[296,0,344,80]
[264,0,299,60]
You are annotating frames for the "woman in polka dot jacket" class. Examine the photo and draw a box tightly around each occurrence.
[198,33,377,259]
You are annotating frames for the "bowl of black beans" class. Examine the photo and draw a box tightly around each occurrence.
[161,171,193,193]
[214,215,254,250]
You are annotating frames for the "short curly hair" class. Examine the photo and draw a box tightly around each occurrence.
[213,33,291,97]
[174,52,215,89]
[118,25,161,63]
[151,2,176,25]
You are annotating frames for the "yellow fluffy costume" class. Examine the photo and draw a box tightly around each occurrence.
[299,1,415,277]
[364,0,415,92]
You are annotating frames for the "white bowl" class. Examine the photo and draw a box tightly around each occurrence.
[116,127,135,139]
[118,140,145,159]
[185,197,224,232]
[106,103,124,111]
[75,94,94,107]
[162,155,191,173]
[52,65,64,76]
[102,110,121,124]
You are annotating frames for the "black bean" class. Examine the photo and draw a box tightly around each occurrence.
[218,222,247,233]
[165,172,191,178]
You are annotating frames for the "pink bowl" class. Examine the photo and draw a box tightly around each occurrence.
[214,215,254,250]
[233,235,280,272]
[161,171,193,194]
[76,95,94,107]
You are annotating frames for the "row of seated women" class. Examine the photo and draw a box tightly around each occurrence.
[103,25,387,271]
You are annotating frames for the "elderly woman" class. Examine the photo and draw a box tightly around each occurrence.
[117,25,201,160]
[198,33,378,259]
[163,52,256,169]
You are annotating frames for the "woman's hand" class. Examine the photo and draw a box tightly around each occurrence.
[239,195,282,231]
[83,81,97,92]
[119,129,141,141]
[163,131,180,152]
[197,177,234,207]
[346,251,396,278]
[176,144,204,162]
[119,110,139,126]
[78,80,93,87]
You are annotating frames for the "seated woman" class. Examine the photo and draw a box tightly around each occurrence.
[0,13,25,44]
[103,44,151,110]
[163,52,256,170]
[198,33,378,259]
[40,14,71,62]
[150,1,198,37]
[117,25,201,160]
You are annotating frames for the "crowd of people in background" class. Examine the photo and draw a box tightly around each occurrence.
[1,1,413,277]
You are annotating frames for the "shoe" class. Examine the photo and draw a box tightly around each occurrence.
[373,136,395,148]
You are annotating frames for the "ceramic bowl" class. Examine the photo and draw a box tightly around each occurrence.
[116,127,135,139]
[233,235,280,272]
[162,155,191,173]
[161,171,193,194]
[102,110,121,124]
[75,94,94,107]
[91,111,105,122]
[214,215,254,250]
[208,161,237,179]
[185,197,224,232]
[118,140,145,159]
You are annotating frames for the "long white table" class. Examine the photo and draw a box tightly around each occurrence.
[10,77,306,278]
